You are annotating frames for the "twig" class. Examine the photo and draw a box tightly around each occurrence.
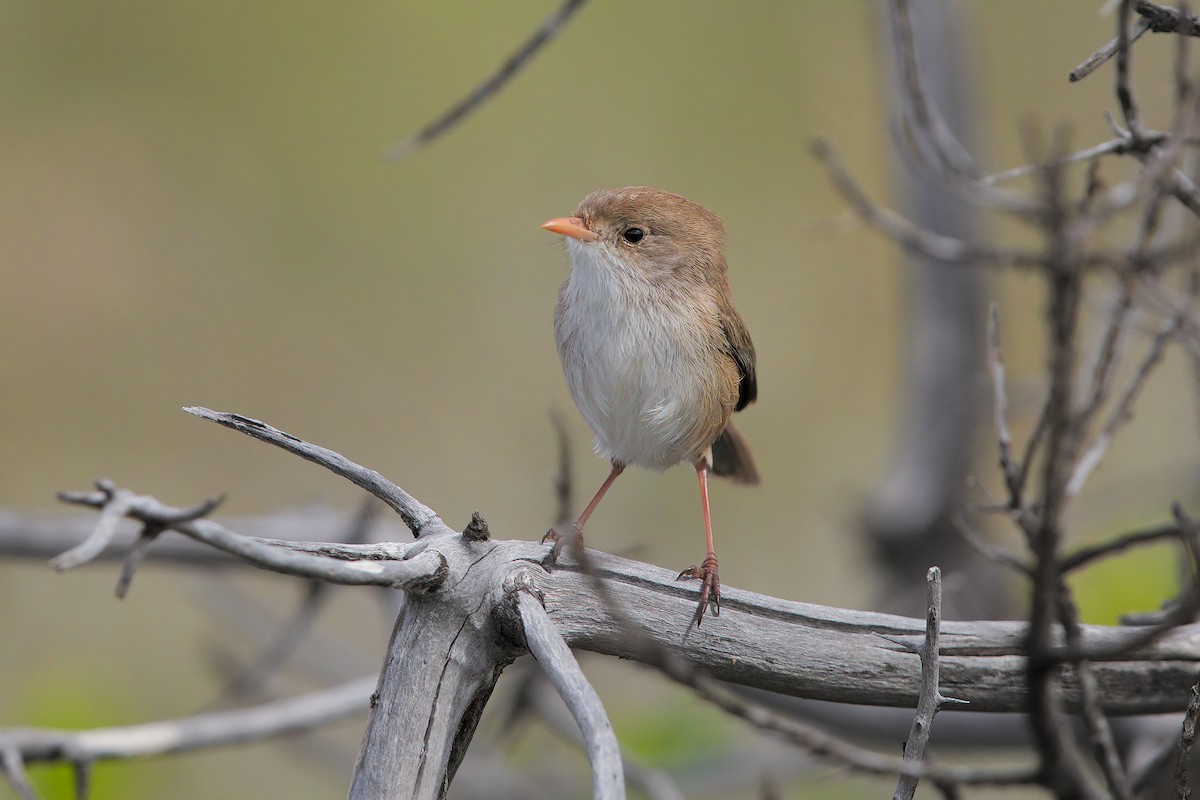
[1070,17,1152,82]
[1118,0,1148,140]
[952,515,1032,576]
[112,492,225,598]
[1060,521,1183,572]
[1074,278,1136,447]
[382,0,589,160]
[0,748,40,800]
[57,484,446,590]
[892,567,968,800]
[0,677,375,764]
[1137,0,1200,37]
[1066,309,1182,497]
[1056,583,1134,799]
[888,0,979,179]
[184,407,449,538]
[1022,130,1107,798]
[0,505,407,566]
[809,139,1043,269]
[1046,501,1200,663]
[516,586,624,799]
[513,666,687,800]
[987,304,1022,504]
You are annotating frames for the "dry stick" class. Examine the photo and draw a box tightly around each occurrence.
[0,748,40,800]
[382,0,588,161]
[1073,278,1136,449]
[1023,131,1109,799]
[647,644,1036,789]
[48,478,135,571]
[1119,0,1148,140]
[556,548,1037,790]
[981,133,1164,185]
[1177,674,1200,799]
[1070,17,1152,82]
[1137,0,1200,38]
[57,485,445,590]
[184,407,449,538]
[986,304,1022,503]
[516,588,624,799]
[1015,393,1051,504]
[1060,521,1183,572]
[887,0,1036,216]
[0,677,375,765]
[0,505,406,567]
[953,514,1032,576]
[516,669,687,800]
[1056,585,1134,800]
[111,493,226,598]
[1051,501,1200,664]
[1066,310,1181,497]
[808,139,1043,269]
[890,567,969,800]
[888,0,978,178]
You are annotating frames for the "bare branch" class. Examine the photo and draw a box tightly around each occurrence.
[892,567,967,800]
[1070,17,1153,82]
[0,748,40,800]
[987,304,1022,504]
[1066,309,1182,497]
[49,476,220,575]
[1,677,373,767]
[1056,584,1134,799]
[1045,500,1200,664]
[57,484,445,591]
[382,0,588,160]
[1060,521,1183,572]
[809,139,1044,269]
[516,586,624,799]
[184,406,450,538]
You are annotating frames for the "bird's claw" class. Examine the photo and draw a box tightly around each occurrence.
[676,555,720,625]
[541,525,583,566]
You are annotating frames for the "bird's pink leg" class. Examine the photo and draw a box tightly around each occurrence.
[543,461,625,561]
[677,455,720,625]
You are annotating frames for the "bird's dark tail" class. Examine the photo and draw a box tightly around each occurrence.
[710,421,760,485]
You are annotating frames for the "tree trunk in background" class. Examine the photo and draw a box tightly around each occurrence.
[864,0,1005,622]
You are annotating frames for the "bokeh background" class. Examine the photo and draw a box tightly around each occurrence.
[1,2,1196,797]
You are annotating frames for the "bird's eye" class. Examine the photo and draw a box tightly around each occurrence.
[622,227,645,244]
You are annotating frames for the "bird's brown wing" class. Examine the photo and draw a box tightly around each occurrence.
[719,299,757,412]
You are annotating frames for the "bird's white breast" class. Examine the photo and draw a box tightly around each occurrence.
[554,240,724,470]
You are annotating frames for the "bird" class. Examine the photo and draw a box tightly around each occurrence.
[541,186,758,625]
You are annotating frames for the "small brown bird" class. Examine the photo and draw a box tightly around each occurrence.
[542,186,758,625]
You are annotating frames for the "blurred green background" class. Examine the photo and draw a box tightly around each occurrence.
[1,2,1195,797]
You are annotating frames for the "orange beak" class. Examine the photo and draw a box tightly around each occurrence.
[542,216,599,242]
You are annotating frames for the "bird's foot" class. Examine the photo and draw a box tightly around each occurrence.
[676,554,720,626]
[541,525,584,567]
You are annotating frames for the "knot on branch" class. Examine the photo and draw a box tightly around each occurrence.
[462,511,490,542]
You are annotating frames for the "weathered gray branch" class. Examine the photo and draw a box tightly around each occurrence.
[891,567,965,800]
[0,677,374,763]
[517,587,623,799]
[19,403,1200,797]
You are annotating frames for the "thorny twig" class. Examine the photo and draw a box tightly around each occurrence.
[890,567,969,800]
